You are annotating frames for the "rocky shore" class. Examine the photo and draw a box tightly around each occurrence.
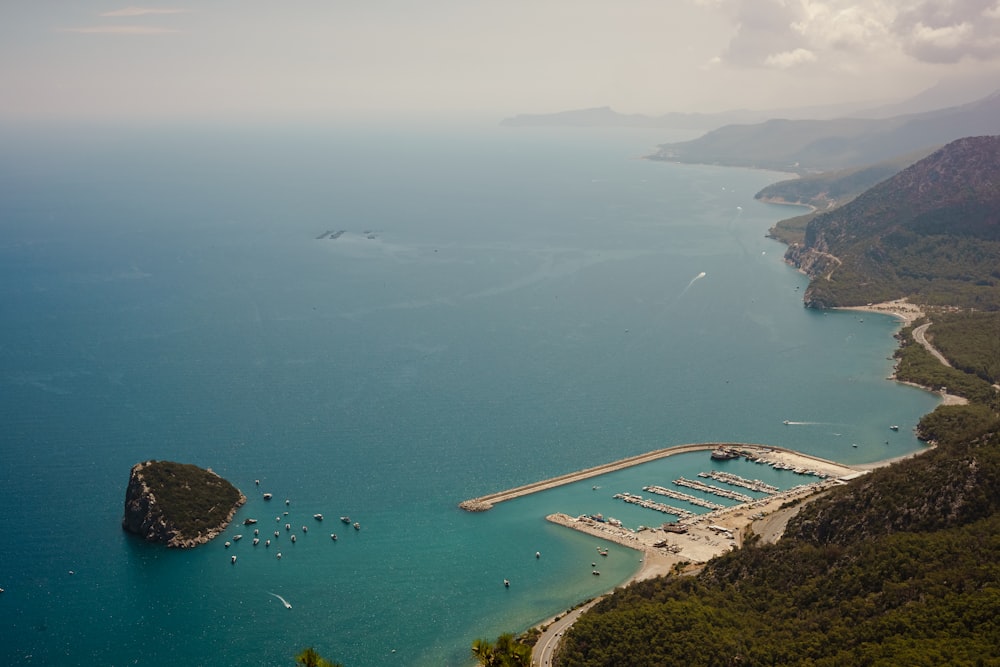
[122,460,246,548]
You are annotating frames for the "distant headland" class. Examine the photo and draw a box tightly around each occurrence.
[122,460,246,548]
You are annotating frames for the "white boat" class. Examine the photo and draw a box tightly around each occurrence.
[233,534,242,541]
[353,522,360,530]
[231,555,237,564]
[314,514,324,521]
[340,516,351,524]
[263,493,273,500]
[890,425,900,431]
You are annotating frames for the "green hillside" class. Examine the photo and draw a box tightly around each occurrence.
[786,136,1000,310]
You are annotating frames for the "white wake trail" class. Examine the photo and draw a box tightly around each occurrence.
[269,592,292,609]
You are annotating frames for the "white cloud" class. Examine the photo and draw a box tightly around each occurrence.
[764,47,818,68]
[100,7,193,17]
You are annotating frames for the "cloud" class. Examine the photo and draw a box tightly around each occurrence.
[714,1,1000,68]
[764,48,818,69]
[59,25,179,34]
[892,0,1000,63]
[100,7,193,17]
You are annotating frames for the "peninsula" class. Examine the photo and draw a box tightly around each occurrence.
[122,460,246,548]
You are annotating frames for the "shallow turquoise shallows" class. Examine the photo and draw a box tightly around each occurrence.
[0,123,938,666]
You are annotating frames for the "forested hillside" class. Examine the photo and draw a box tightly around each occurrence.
[786,135,1000,310]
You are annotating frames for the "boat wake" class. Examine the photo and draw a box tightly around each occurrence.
[268,592,292,609]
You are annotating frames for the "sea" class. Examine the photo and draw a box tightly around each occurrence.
[0,121,939,666]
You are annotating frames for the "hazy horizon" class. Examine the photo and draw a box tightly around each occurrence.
[3,1,1000,124]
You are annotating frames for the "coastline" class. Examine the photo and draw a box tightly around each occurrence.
[833,298,968,406]
[528,440,937,661]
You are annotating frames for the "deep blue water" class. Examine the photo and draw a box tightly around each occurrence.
[0,123,938,666]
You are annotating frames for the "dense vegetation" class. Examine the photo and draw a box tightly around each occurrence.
[786,136,1000,309]
[139,460,243,538]
[759,151,930,212]
[928,312,1000,385]
[894,319,999,407]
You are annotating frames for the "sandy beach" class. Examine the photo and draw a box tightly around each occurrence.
[834,297,925,325]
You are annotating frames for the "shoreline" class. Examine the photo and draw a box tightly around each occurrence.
[527,442,935,658]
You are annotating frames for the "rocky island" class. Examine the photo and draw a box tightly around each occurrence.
[122,460,246,548]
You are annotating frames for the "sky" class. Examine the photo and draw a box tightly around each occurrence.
[2,0,1000,122]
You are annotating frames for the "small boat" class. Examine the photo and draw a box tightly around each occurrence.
[265,539,271,547]
[254,529,259,536]
[314,514,324,521]
[231,555,237,564]
[783,420,791,425]
[340,516,351,524]
[276,552,282,560]
[353,522,360,530]
[330,534,338,541]
[710,447,739,460]
[535,551,541,559]
[252,538,259,546]
[255,479,260,486]
[290,535,296,543]
[224,541,231,548]
[890,425,900,431]
[285,499,290,506]
[263,493,273,500]
[592,570,600,576]
[232,534,242,541]
[503,579,510,588]
[302,526,308,533]
[243,518,258,525]
[285,523,291,531]
[274,531,280,538]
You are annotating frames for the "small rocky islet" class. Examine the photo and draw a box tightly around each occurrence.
[122,460,246,548]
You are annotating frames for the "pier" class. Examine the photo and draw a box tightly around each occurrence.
[459,443,859,511]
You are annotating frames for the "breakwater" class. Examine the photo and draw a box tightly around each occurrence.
[459,443,858,511]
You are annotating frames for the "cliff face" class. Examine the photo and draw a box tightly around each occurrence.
[122,460,246,548]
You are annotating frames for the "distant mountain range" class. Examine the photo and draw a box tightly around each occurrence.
[785,135,1000,310]
[648,90,1000,173]
[499,103,870,131]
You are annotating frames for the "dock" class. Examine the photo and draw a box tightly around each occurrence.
[458,443,858,511]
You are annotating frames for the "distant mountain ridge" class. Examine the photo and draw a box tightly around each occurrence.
[649,91,1000,173]
[500,103,870,131]
[786,135,1000,309]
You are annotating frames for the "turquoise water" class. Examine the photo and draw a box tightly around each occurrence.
[0,123,938,666]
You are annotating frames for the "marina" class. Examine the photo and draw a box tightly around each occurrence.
[460,443,859,511]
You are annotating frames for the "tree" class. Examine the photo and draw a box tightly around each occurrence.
[295,647,342,667]
[471,633,532,666]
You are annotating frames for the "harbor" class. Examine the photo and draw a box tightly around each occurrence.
[459,443,861,511]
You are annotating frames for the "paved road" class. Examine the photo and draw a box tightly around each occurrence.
[912,322,952,368]
[532,599,602,666]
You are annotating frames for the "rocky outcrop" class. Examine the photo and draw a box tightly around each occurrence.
[122,460,246,548]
